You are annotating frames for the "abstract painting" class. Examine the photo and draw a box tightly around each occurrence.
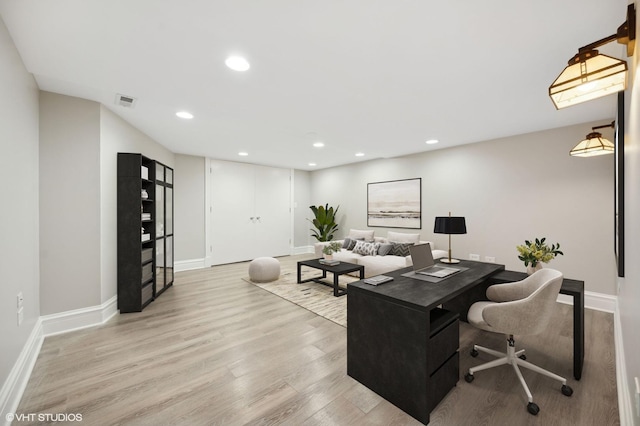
[367,178,421,229]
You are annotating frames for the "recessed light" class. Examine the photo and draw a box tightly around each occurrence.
[355,152,365,157]
[238,152,249,156]
[176,111,194,119]
[308,162,317,167]
[225,56,250,72]
[425,139,439,145]
[313,142,325,148]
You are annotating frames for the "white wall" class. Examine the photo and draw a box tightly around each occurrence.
[39,92,102,314]
[311,123,616,295]
[617,7,640,424]
[173,154,205,262]
[99,105,174,304]
[0,14,40,394]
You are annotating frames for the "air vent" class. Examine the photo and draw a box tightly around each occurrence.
[115,93,137,108]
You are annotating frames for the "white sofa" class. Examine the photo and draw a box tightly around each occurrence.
[314,229,447,278]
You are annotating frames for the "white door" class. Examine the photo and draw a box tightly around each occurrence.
[210,160,256,264]
[254,165,291,257]
[210,160,292,265]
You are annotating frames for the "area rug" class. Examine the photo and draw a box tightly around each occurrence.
[242,269,360,327]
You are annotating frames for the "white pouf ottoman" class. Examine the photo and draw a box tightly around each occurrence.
[248,257,281,282]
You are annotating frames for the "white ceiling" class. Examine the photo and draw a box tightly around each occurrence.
[0,0,630,170]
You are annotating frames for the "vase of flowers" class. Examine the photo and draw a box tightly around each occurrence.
[516,237,563,275]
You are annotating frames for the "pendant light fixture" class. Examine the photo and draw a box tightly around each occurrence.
[570,121,615,157]
[549,4,636,109]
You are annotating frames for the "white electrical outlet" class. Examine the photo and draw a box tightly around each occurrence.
[485,256,496,263]
[17,307,23,326]
[17,292,23,309]
[469,254,480,261]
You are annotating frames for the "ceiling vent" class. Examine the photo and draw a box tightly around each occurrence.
[115,93,137,108]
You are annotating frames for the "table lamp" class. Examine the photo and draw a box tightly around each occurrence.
[434,212,467,264]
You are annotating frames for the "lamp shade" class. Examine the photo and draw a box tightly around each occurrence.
[549,50,627,109]
[570,132,615,157]
[434,216,467,234]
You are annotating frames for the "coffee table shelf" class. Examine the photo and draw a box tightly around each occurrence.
[297,258,364,297]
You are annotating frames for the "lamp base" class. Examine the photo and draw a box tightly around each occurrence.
[440,258,461,264]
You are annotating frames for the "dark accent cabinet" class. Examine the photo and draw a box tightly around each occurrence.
[117,153,174,313]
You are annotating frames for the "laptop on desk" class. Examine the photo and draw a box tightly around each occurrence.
[409,243,461,279]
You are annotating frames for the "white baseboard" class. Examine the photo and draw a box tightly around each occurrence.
[1,320,43,426]
[175,258,206,272]
[40,296,118,337]
[293,245,314,255]
[557,290,617,313]
[1,296,118,425]
[614,298,634,426]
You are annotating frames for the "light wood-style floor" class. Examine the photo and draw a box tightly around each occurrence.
[16,255,619,425]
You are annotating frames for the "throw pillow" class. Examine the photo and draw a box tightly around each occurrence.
[346,237,363,250]
[342,238,352,249]
[390,242,414,257]
[377,243,393,256]
[353,241,380,256]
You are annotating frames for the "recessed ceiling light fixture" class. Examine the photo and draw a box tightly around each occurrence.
[549,3,636,109]
[308,162,317,167]
[176,111,194,119]
[313,142,325,148]
[355,152,365,157]
[225,56,250,72]
[238,152,249,156]
[425,139,439,145]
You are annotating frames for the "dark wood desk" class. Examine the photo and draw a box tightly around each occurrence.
[347,261,585,424]
[347,260,504,425]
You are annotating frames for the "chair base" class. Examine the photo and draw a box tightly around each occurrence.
[464,335,573,415]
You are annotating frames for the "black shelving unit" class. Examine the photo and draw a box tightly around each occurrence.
[117,153,173,313]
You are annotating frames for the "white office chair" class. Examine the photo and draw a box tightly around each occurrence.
[464,268,573,415]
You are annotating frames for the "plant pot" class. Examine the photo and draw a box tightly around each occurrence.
[527,263,544,275]
[323,254,333,261]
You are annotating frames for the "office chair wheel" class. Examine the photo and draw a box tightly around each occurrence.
[527,402,540,415]
[561,384,573,396]
[519,354,527,360]
[470,348,479,357]
[464,373,474,383]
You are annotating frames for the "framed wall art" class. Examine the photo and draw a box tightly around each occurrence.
[367,178,421,229]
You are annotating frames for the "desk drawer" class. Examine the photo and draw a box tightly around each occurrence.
[429,309,459,374]
[428,351,459,413]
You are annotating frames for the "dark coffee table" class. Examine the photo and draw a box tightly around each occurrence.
[297,258,364,297]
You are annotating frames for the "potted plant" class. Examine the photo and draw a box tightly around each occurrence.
[322,241,343,260]
[516,237,563,274]
[309,204,340,242]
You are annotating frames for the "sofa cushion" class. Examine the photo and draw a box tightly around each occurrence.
[387,231,420,244]
[353,241,380,256]
[332,249,362,264]
[390,242,414,257]
[348,229,375,241]
[377,243,393,256]
[358,255,409,278]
